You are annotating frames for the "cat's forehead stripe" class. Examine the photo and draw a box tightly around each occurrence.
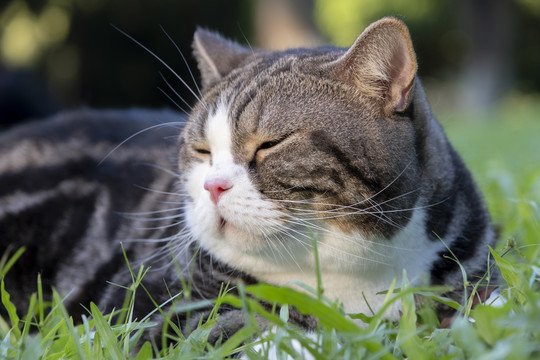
[206,101,233,158]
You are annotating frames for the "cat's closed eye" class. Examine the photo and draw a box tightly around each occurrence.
[257,139,282,152]
[256,133,293,153]
[194,148,211,155]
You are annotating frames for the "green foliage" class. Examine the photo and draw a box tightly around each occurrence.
[314,0,440,46]
[442,98,540,260]
[1,251,539,359]
[1,101,539,358]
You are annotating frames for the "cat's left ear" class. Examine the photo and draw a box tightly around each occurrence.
[193,29,252,90]
[326,17,417,115]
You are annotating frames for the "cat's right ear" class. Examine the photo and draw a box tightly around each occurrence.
[193,29,252,90]
[325,17,417,115]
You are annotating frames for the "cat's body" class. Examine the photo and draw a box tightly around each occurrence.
[0,109,180,317]
[0,17,495,341]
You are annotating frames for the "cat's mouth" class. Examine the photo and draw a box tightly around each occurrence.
[219,217,227,228]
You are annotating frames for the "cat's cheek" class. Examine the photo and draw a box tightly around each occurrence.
[183,162,222,238]
[185,202,216,242]
[183,162,210,203]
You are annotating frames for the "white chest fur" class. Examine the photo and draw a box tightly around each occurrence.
[243,208,443,317]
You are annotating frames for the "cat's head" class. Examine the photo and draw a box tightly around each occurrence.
[179,17,425,273]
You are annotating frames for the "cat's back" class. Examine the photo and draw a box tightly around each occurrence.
[0,108,182,167]
[0,108,184,316]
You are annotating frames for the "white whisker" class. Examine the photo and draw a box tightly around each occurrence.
[98,122,184,165]
[111,24,207,109]
[118,206,184,217]
[158,87,189,115]
[160,25,204,99]
[158,72,194,112]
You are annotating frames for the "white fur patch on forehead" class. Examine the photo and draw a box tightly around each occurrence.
[206,102,232,158]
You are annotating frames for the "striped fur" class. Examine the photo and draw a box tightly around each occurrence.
[1,17,496,342]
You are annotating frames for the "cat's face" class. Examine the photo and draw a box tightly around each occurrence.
[179,18,423,273]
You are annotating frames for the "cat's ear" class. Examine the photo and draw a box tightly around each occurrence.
[193,29,251,90]
[327,17,417,114]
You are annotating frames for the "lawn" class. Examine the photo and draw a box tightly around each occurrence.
[1,99,539,359]
[442,96,540,258]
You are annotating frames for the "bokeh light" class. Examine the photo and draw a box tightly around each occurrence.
[0,1,71,67]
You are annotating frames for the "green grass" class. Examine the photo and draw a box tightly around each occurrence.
[1,99,539,359]
[441,96,540,260]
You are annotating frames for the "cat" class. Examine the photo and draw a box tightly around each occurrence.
[0,17,496,344]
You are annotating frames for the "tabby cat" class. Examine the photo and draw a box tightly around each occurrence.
[0,17,496,342]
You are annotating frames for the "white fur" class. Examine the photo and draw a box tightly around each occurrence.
[206,102,233,160]
[246,208,444,317]
[185,102,286,252]
[242,329,318,360]
[184,101,446,318]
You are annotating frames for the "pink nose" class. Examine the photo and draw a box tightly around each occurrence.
[203,178,232,204]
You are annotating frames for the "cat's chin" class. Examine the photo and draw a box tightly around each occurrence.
[217,218,269,250]
[201,226,271,260]
[188,207,271,254]
[188,200,287,253]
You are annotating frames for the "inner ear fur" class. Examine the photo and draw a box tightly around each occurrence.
[192,29,252,90]
[327,17,417,114]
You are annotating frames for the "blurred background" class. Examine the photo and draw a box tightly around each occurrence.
[0,0,539,127]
